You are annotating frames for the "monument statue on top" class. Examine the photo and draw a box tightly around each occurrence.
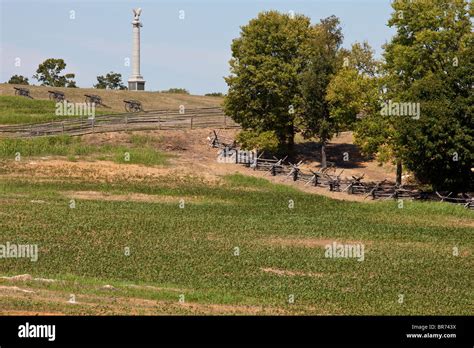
[128,8,145,91]
[133,8,141,21]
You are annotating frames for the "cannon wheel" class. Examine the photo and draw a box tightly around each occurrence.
[53,94,64,102]
[125,101,142,112]
[49,93,55,100]
[131,103,142,112]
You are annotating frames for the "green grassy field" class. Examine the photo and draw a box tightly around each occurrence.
[0,172,472,315]
[0,96,115,124]
[0,134,170,166]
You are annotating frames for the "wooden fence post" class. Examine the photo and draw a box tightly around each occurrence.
[191,115,194,129]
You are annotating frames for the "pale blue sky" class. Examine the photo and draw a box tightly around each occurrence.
[0,0,395,95]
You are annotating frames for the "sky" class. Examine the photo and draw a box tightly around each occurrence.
[0,0,395,95]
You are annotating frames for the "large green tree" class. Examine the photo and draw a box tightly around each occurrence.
[224,11,314,153]
[384,0,473,191]
[298,15,344,167]
[94,72,127,90]
[326,42,381,144]
[325,42,398,175]
[33,58,76,87]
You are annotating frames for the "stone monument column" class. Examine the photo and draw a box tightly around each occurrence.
[128,8,145,91]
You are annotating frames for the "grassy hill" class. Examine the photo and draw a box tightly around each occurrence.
[0,96,117,125]
[0,83,471,316]
[0,83,224,124]
[0,133,472,315]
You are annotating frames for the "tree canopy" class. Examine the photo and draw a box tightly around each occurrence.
[224,11,314,153]
[227,4,472,190]
[326,42,387,159]
[33,58,76,87]
[7,75,29,85]
[298,15,344,166]
[384,0,473,191]
[94,72,127,90]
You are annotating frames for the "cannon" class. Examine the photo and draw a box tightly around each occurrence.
[48,90,66,102]
[123,99,143,112]
[14,87,33,99]
[84,94,107,107]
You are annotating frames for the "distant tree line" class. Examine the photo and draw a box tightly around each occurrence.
[6,60,222,96]
[160,88,190,94]
[6,59,128,90]
[8,58,77,87]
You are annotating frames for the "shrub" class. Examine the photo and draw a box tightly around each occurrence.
[160,88,190,95]
[236,130,279,153]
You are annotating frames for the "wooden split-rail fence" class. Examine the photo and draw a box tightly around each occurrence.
[210,133,473,209]
[0,107,239,138]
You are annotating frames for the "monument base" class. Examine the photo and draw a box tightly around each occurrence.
[128,80,145,91]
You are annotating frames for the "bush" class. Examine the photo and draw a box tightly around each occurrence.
[8,75,29,85]
[160,88,190,95]
[236,130,279,153]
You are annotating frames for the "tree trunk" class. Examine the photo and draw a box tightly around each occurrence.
[321,142,327,168]
[276,132,287,155]
[396,160,402,186]
[286,124,295,155]
[287,135,294,155]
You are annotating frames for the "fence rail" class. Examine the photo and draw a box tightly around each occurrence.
[0,107,239,138]
[211,138,473,209]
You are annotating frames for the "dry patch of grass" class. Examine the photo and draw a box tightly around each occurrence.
[176,301,287,315]
[260,267,324,278]
[0,285,35,294]
[261,237,370,249]
[2,157,225,187]
[63,190,228,204]
[0,83,223,114]
[0,274,57,283]
[0,277,287,315]
[2,310,65,316]
[126,284,188,294]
